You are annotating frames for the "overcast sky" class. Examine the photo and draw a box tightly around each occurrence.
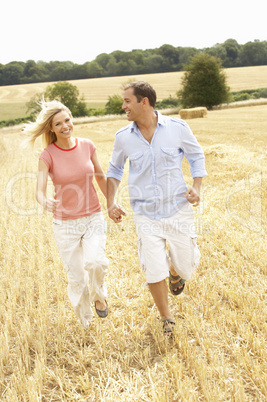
[1,0,266,65]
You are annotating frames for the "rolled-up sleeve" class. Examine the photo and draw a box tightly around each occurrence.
[106,135,127,181]
[181,124,208,179]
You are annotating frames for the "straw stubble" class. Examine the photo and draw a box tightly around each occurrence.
[0,105,266,400]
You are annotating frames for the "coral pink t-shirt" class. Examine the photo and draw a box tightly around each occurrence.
[40,137,101,220]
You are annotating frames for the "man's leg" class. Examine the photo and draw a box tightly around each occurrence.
[169,258,184,292]
[148,279,173,321]
[166,203,200,290]
[133,214,175,333]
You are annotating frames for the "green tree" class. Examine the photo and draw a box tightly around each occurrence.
[2,62,24,85]
[206,44,227,65]
[158,44,180,71]
[44,81,88,117]
[106,56,118,76]
[22,60,47,83]
[84,61,103,78]
[27,81,88,118]
[144,54,164,73]
[0,64,4,85]
[178,53,230,109]
[177,47,198,69]
[239,40,267,66]
[222,39,240,66]
[50,65,67,81]
[95,53,112,70]
[105,94,124,115]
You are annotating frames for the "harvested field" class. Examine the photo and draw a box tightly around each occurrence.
[0,104,266,400]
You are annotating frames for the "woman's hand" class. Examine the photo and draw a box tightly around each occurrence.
[45,198,60,212]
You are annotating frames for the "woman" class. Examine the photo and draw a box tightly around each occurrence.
[23,100,109,328]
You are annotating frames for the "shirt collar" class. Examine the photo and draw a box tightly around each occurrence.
[156,111,166,126]
[130,110,166,133]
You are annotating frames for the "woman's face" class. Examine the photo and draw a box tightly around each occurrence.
[51,110,73,141]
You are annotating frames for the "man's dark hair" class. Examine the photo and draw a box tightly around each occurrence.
[123,81,157,108]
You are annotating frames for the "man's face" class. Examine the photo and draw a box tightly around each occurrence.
[122,88,143,121]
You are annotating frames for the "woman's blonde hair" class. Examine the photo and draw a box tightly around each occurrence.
[23,99,73,148]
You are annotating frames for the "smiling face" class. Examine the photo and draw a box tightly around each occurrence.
[122,87,144,121]
[51,110,73,142]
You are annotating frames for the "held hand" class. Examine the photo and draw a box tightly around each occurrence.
[45,198,60,213]
[184,187,200,207]
[108,203,126,223]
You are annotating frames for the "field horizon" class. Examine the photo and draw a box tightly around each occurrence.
[0,65,267,120]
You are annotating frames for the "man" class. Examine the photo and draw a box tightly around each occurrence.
[107,81,207,336]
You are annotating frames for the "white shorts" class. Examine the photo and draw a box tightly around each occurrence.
[133,203,200,284]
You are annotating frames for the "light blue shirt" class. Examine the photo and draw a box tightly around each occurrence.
[107,112,208,220]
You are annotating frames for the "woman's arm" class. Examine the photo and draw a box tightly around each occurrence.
[92,151,107,198]
[36,159,59,212]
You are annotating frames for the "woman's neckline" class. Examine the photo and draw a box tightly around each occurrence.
[53,137,78,151]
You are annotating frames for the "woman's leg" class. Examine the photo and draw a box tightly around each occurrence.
[82,213,109,308]
[53,220,93,327]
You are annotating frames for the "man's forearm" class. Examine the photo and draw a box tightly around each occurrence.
[107,177,126,223]
[192,177,202,191]
[107,177,121,209]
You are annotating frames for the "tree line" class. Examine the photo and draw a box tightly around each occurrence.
[1,39,267,87]
[1,51,267,128]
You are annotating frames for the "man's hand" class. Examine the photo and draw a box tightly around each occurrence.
[184,187,200,206]
[184,177,202,207]
[108,203,126,223]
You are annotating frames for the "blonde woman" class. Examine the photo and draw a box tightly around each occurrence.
[24,100,109,328]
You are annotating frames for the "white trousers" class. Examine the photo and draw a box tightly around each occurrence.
[133,203,200,284]
[53,212,109,327]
